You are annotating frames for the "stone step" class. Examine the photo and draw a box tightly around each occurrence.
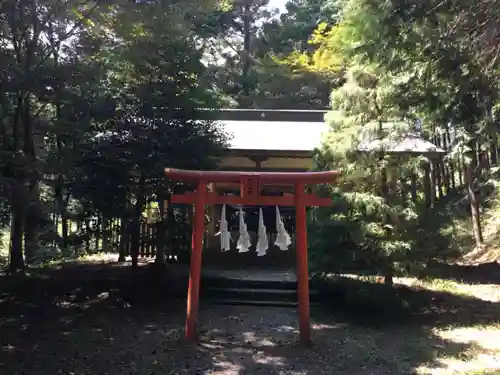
[205,286,319,296]
[207,290,294,303]
[206,299,322,307]
[206,287,298,294]
[203,288,296,302]
[201,277,298,291]
[207,299,299,307]
[202,283,321,306]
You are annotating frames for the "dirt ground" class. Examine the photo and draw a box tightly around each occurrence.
[1,263,499,375]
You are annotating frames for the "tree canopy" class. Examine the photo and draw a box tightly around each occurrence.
[1,0,499,279]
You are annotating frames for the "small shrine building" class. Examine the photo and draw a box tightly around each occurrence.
[202,109,328,267]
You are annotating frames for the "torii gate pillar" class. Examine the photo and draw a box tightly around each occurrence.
[164,168,339,346]
[294,181,310,342]
[186,179,206,340]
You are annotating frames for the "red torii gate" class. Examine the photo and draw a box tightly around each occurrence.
[164,168,339,345]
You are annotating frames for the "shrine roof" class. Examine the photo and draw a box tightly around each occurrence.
[219,120,327,152]
[355,121,445,155]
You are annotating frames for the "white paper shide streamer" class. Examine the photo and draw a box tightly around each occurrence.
[274,206,291,251]
[236,208,251,253]
[255,208,268,256]
[215,204,231,252]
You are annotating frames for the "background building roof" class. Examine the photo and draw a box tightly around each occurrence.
[356,121,445,155]
[202,108,328,122]
[220,120,327,151]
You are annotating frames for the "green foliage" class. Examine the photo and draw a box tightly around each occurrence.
[1,0,342,266]
[200,0,337,108]
[301,0,500,276]
[0,0,229,268]
[310,64,436,278]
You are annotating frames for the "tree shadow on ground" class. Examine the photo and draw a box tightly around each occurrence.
[0,263,499,375]
[421,260,500,285]
[312,276,499,328]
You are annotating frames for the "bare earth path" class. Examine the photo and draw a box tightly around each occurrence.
[0,302,438,375]
[1,263,499,375]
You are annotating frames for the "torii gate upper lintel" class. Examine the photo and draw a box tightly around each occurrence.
[164,168,339,346]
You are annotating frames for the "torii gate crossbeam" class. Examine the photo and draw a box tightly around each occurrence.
[164,168,339,346]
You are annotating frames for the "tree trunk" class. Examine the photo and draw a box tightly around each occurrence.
[24,180,40,264]
[9,209,25,271]
[242,0,251,99]
[55,184,70,250]
[466,163,484,247]
[95,215,102,251]
[52,33,70,252]
[154,194,167,266]
[53,213,59,248]
[22,95,40,264]
[379,156,389,199]
[130,209,140,269]
[384,269,394,287]
[24,211,37,263]
[61,213,69,250]
[484,96,496,166]
[478,145,490,172]
[6,0,46,268]
[118,217,127,262]
[84,219,91,252]
[131,181,145,268]
[490,136,498,166]
[383,260,394,287]
[474,143,480,172]
[8,97,24,271]
[445,125,455,191]
[102,217,110,251]
[458,154,464,186]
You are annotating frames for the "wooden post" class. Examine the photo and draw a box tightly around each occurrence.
[429,161,436,208]
[423,164,431,207]
[436,161,443,199]
[294,181,311,346]
[185,180,206,340]
[410,173,418,203]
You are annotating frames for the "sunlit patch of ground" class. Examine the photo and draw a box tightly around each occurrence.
[415,325,500,375]
[397,278,500,375]
[337,273,500,302]
[42,253,153,267]
[323,273,500,375]
[394,277,500,302]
